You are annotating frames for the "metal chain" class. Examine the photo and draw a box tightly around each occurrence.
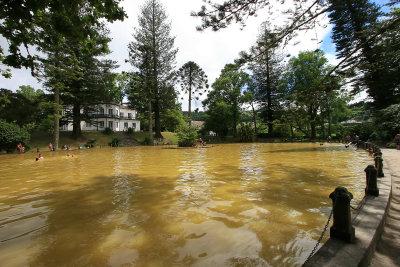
[350,195,367,211]
[302,207,334,266]
[352,195,368,223]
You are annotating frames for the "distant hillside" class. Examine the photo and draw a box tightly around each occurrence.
[182,111,205,121]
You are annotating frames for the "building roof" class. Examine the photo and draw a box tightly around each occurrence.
[191,121,205,128]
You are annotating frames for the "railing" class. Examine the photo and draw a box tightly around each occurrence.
[302,141,388,266]
[90,114,136,120]
[119,116,136,120]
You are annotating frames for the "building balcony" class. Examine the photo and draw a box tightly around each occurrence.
[120,116,137,120]
[89,114,137,120]
[91,114,120,119]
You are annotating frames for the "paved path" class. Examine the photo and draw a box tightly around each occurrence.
[369,149,400,267]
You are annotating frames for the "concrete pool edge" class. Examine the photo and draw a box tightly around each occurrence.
[304,155,392,267]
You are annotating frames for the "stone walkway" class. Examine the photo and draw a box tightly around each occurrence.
[369,149,400,266]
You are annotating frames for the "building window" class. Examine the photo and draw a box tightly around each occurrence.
[132,123,136,129]
[108,121,113,129]
[108,109,113,115]
[86,122,91,128]
[116,122,119,128]
[124,122,128,128]
[99,121,105,128]
[120,112,124,118]
[128,113,132,118]
[100,108,104,115]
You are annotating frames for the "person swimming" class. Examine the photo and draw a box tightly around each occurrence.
[35,153,44,161]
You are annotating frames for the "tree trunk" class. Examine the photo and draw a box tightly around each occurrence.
[310,107,316,140]
[53,87,60,151]
[72,102,82,139]
[188,67,192,125]
[154,98,163,139]
[232,106,238,137]
[266,50,274,134]
[328,108,332,136]
[267,89,273,134]
[251,102,257,133]
[148,100,153,145]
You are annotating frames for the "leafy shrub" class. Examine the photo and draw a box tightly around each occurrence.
[103,127,113,135]
[238,123,254,142]
[109,138,121,147]
[177,124,198,147]
[342,123,374,141]
[126,127,134,135]
[374,104,400,141]
[0,120,30,153]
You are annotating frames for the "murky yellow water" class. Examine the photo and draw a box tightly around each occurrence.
[0,143,372,266]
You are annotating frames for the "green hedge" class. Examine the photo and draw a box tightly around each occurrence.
[0,120,30,153]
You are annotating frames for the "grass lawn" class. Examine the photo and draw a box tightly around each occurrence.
[29,130,119,152]
[130,131,178,145]
[27,130,179,153]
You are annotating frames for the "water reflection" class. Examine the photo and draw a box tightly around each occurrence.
[0,143,372,266]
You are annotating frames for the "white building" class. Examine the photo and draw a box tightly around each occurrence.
[61,103,140,132]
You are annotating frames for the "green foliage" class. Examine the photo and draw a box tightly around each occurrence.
[109,138,121,147]
[87,138,97,145]
[16,85,44,102]
[126,127,135,135]
[176,61,209,122]
[127,0,178,139]
[161,109,186,132]
[182,110,205,121]
[204,63,250,136]
[346,102,373,122]
[0,120,30,153]
[0,0,125,71]
[237,123,254,142]
[280,50,336,139]
[328,0,400,110]
[374,104,400,141]
[0,88,51,128]
[103,127,114,135]
[204,101,233,137]
[177,125,199,147]
[341,123,374,141]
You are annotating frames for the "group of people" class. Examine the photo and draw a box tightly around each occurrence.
[193,138,207,147]
[16,143,25,153]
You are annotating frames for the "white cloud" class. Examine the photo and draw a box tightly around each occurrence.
[0,0,335,111]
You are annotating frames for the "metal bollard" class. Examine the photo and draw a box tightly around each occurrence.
[374,156,384,177]
[374,149,382,158]
[329,187,355,243]
[365,165,379,196]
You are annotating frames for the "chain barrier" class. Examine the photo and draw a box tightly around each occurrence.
[302,199,337,267]
[302,143,377,266]
[351,193,368,223]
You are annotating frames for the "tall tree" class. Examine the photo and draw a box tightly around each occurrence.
[280,50,330,139]
[328,0,387,110]
[247,25,284,134]
[1,0,125,148]
[38,11,119,140]
[203,64,250,137]
[176,61,208,124]
[0,0,125,72]
[128,0,178,140]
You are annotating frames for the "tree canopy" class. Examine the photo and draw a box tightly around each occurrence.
[128,0,178,140]
[176,61,208,124]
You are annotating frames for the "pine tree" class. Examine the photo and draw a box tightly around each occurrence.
[247,25,284,134]
[128,0,178,140]
[176,61,208,124]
